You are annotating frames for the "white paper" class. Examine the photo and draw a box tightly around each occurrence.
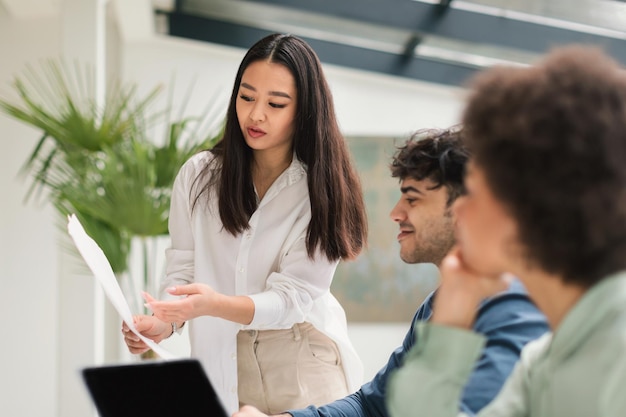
[67,213,177,360]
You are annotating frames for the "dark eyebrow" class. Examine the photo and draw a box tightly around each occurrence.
[240,82,292,99]
[400,185,424,195]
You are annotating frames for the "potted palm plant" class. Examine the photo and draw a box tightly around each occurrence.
[0,59,222,313]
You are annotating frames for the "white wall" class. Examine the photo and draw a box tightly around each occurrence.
[119,35,466,138]
[0,4,464,416]
[0,9,61,417]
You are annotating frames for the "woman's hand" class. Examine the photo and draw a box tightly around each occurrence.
[431,246,513,329]
[144,283,255,325]
[143,283,220,324]
[121,315,171,354]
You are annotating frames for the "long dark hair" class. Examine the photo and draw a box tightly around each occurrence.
[193,33,367,261]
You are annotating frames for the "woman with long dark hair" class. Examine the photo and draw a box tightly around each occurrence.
[122,33,368,414]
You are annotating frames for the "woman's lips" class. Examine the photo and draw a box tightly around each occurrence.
[247,127,266,138]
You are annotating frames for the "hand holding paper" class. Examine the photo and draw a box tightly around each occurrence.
[67,213,177,360]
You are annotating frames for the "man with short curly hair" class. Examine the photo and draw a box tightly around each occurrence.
[388,46,626,417]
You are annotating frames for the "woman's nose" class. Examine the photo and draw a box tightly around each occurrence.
[249,102,265,122]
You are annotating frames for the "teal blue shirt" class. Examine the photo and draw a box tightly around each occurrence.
[387,271,626,417]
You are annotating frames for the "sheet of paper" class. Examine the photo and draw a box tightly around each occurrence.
[67,213,177,360]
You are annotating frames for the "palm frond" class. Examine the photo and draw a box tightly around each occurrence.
[1,58,224,275]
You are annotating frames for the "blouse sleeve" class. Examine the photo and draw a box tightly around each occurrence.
[160,156,199,295]
[247,228,338,329]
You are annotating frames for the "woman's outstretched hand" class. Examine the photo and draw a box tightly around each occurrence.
[144,283,255,326]
[143,283,217,324]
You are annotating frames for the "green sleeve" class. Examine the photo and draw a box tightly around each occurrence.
[387,322,485,417]
[477,336,550,417]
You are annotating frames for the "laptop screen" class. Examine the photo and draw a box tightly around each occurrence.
[82,359,228,417]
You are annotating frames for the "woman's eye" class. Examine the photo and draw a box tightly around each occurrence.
[269,103,287,109]
[239,94,253,102]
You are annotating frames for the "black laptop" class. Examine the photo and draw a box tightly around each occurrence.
[82,359,228,417]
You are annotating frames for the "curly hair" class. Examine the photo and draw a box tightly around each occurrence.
[463,45,626,288]
[390,127,469,207]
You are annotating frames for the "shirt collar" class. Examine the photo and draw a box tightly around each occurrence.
[548,270,626,362]
[258,154,306,205]
[283,153,306,186]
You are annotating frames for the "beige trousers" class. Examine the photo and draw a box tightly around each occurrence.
[237,322,349,414]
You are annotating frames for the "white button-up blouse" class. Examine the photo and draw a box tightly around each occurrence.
[163,151,363,413]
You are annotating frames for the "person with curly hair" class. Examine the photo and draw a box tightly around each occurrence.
[388,45,626,417]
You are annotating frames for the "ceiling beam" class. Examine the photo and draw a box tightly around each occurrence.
[165,11,479,86]
[240,0,626,65]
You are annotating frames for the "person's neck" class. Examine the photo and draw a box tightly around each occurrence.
[515,268,586,330]
[252,150,293,200]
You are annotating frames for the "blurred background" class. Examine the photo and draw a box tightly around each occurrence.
[1,1,625,416]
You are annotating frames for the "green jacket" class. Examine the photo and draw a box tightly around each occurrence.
[388,271,626,417]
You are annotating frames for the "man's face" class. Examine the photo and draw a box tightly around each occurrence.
[453,162,520,276]
[390,178,455,266]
